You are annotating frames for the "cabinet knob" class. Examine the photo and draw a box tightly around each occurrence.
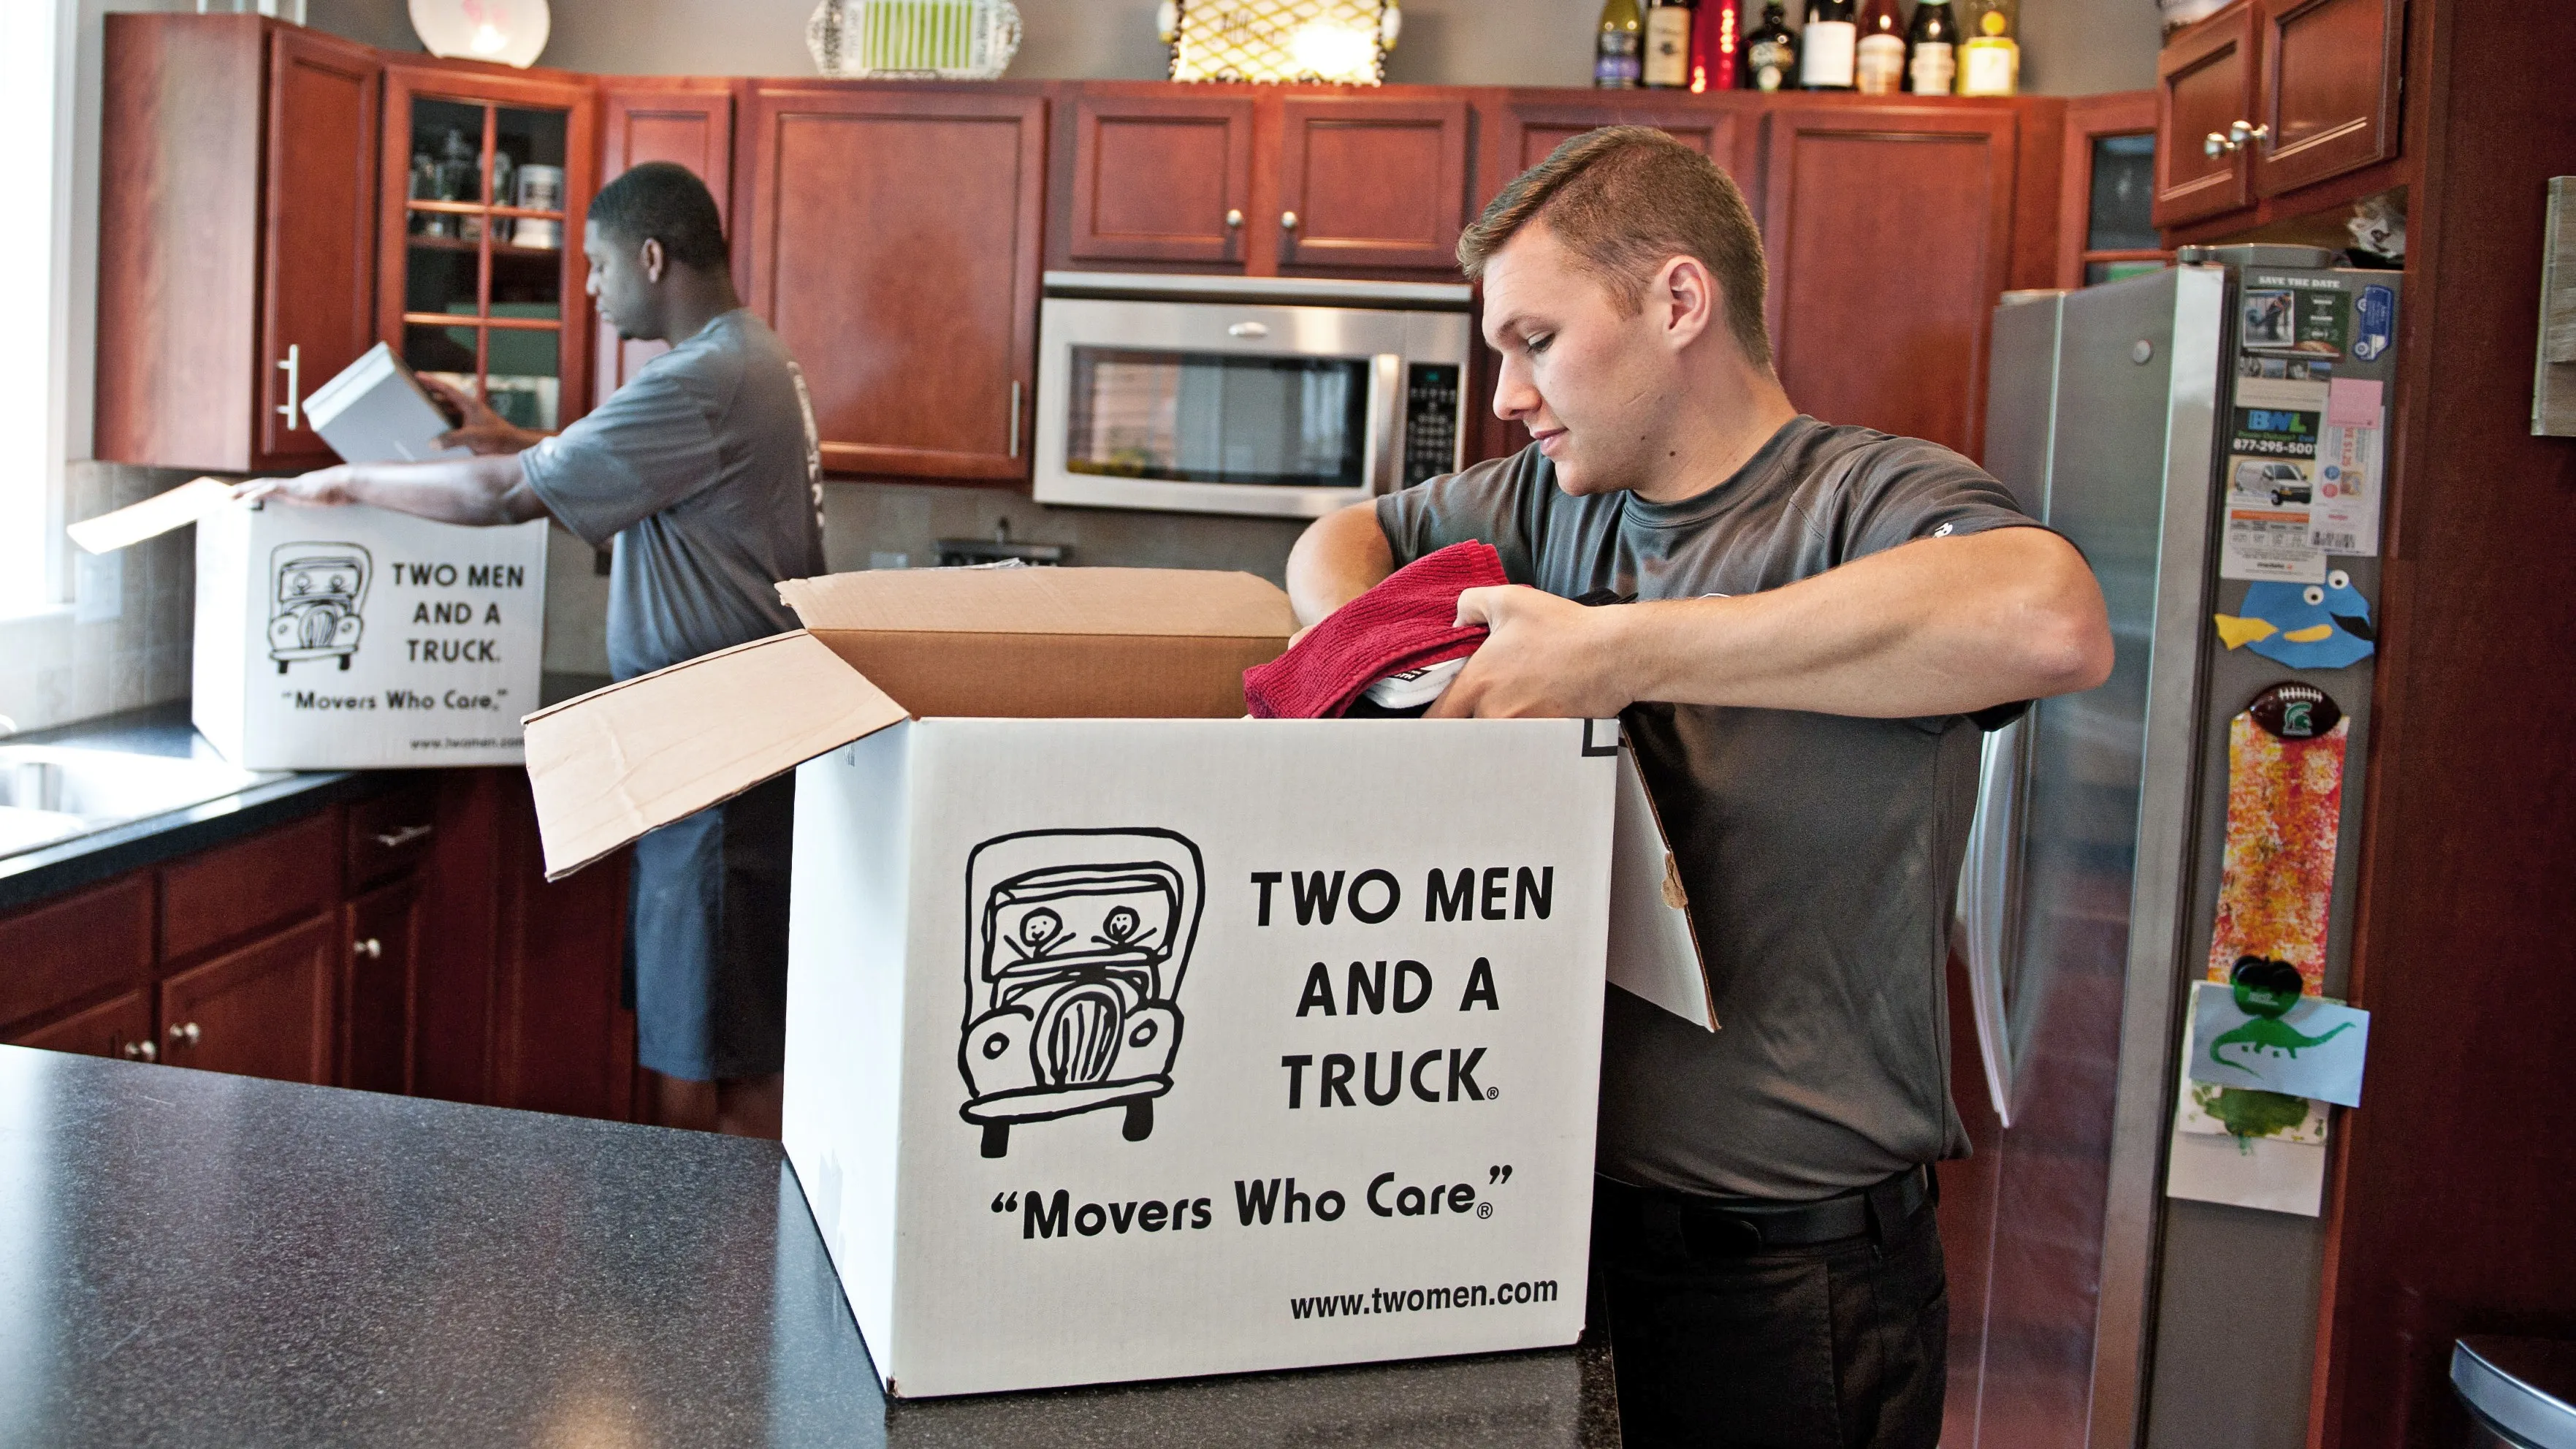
[373,824,434,850]
[2203,131,2233,158]
[1280,210,1299,232]
[168,1022,200,1048]
[123,1040,158,1062]
[2228,118,2270,148]
[356,937,384,959]
[1224,208,1243,229]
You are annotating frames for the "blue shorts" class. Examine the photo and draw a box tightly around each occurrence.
[625,775,795,1082]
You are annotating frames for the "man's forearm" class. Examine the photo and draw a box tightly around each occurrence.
[346,455,548,526]
[1604,528,2112,716]
[1286,502,1395,625]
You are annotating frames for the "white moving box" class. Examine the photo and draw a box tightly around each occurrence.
[520,567,1695,1399]
[194,499,547,769]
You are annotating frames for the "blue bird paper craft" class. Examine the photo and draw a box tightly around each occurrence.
[2213,572,2377,669]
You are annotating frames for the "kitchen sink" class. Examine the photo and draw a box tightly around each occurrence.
[0,745,286,860]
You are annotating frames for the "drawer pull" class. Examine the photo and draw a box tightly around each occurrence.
[373,824,435,850]
[355,937,383,959]
[123,1040,158,1062]
[168,1022,200,1048]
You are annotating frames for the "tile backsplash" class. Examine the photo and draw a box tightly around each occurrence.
[8,468,1314,730]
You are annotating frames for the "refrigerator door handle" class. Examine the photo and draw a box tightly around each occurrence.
[1958,713,2029,1128]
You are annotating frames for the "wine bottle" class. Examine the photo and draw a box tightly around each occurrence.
[1742,0,1797,91]
[1693,0,1739,90]
[1644,0,1697,89]
[1905,0,1957,95]
[1798,0,1857,90]
[1958,0,2020,95]
[1854,0,1905,94]
[1596,0,1645,88]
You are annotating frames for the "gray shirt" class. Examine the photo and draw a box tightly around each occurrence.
[1378,416,2038,1201]
[522,310,827,680]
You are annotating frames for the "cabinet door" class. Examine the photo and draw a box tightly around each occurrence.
[1067,92,1255,265]
[489,772,633,1120]
[160,914,336,1086]
[1277,96,1470,272]
[596,80,737,410]
[2154,3,2259,227]
[343,876,422,1095]
[1482,96,1753,210]
[379,64,602,436]
[739,84,1046,482]
[9,991,156,1064]
[2252,0,2402,197]
[256,26,381,471]
[1761,106,2019,462]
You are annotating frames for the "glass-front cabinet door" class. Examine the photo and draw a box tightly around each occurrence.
[378,66,596,433]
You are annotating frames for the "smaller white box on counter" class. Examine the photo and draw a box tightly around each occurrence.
[522,566,1704,1400]
[193,499,546,769]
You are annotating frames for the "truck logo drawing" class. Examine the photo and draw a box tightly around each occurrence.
[267,544,370,673]
[960,829,1203,1160]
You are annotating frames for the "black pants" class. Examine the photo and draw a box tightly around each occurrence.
[1590,1173,1948,1449]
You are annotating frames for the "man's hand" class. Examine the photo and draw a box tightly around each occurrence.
[1426,586,1634,719]
[235,468,356,507]
[422,376,541,456]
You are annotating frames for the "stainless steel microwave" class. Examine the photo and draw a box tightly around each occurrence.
[1032,272,1474,519]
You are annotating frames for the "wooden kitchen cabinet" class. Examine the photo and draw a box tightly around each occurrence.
[343,875,422,1095]
[2153,4,2257,226]
[96,15,381,473]
[379,60,601,436]
[2249,0,2404,197]
[596,78,740,408]
[1478,93,1754,209]
[1760,104,2022,462]
[1064,91,1257,266]
[738,83,1047,482]
[1276,96,1471,273]
[2154,0,2404,231]
[159,914,338,1087]
[11,991,156,1063]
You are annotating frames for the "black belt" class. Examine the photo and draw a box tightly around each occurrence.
[1595,1165,1935,1257]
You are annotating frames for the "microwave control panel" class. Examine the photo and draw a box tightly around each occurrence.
[1401,362,1463,489]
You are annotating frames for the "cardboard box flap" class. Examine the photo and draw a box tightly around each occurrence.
[522,631,907,880]
[1607,744,1718,1030]
[780,567,1297,639]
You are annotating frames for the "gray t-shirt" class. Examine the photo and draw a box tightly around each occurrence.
[1377,416,2039,1201]
[522,309,827,680]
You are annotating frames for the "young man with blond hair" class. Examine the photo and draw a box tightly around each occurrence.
[1287,127,2113,1446]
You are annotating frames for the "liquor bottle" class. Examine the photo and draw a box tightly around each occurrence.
[1798,0,1857,90]
[1742,0,1797,91]
[1644,0,1696,88]
[1596,0,1645,88]
[1905,0,1958,95]
[1957,0,2020,95]
[1692,0,1739,89]
[1853,0,1905,94]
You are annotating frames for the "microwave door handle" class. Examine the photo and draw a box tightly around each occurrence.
[1368,354,1403,495]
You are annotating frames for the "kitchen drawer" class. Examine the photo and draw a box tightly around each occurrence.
[161,809,339,961]
[9,989,156,1062]
[0,874,153,1030]
[346,780,439,889]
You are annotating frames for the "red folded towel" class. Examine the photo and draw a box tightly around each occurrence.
[1243,541,1509,719]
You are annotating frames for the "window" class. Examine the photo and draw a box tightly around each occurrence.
[0,0,70,618]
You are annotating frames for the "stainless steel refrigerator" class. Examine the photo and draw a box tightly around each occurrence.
[1947,246,2399,1448]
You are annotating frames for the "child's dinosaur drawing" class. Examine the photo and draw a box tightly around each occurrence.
[2210,954,2354,1075]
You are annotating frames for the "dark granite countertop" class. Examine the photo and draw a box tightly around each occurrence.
[0,674,611,914]
[0,1045,1620,1448]
[0,703,366,913]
